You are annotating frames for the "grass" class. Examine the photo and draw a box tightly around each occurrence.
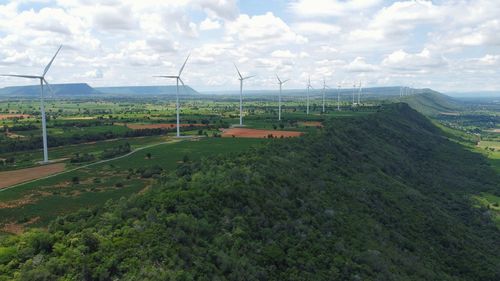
[473,193,500,228]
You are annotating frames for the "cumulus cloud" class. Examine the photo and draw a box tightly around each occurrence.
[382,48,447,72]
[346,57,379,73]
[225,13,307,45]
[199,18,221,30]
[289,0,382,18]
[0,0,500,92]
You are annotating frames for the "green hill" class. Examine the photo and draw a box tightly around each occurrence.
[399,90,462,116]
[1,104,499,280]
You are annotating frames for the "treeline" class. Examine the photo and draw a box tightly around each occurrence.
[0,104,499,280]
[0,127,193,154]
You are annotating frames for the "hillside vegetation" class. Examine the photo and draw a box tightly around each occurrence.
[399,91,462,116]
[0,103,499,280]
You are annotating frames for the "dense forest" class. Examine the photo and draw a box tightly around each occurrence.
[1,103,499,280]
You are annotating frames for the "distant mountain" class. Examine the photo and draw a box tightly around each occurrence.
[446,91,500,98]
[202,87,406,97]
[0,83,99,97]
[96,85,199,96]
[399,90,463,116]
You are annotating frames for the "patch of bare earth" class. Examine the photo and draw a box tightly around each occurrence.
[1,217,40,235]
[220,128,303,138]
[0,163,65,189]
[299,121,323,127]
[0,197,35,209]
[0,114,31,120]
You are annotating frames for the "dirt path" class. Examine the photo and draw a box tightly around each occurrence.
[0,163,65,189]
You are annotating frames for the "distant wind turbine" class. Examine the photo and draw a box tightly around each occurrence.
[276,75,289,121]
[1,45,62,164]
[235,64,254,126]
[154,53,190,137]
[307,76,313,115]
[357,81,362,105]
[337,82,342,111]
[322,78,329,113]
[352,82,357,106]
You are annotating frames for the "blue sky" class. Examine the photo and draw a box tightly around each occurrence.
[0,0,499,93]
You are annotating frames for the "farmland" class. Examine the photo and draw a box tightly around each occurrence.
[0,94,377,233]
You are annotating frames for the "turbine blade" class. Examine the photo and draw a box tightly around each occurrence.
[234,63,243,79]
[243,75,255,80]
[178,53,190,77]
[283,79,290,84]
[153,75,179,79]
[276,74,281,83]
[178,77,185,87]
[43,79,56,97]
[0,74,41,79]
[43,45,63,77]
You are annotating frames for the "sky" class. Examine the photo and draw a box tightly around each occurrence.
[0,0,499,93]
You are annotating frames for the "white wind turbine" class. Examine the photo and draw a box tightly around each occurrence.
[154,54,190,137]
[1,45,62,164]
[306,76,313,115]
[352,82,357,106]
[357,81,362,105]
[276,75,289,121]
[234,64,254,126]
[337,82,342,111]
[322,78,330,113]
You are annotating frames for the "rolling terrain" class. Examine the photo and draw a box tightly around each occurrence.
[0,103,498,280]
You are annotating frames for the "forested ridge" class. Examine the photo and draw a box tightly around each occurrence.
[1,103,499,280]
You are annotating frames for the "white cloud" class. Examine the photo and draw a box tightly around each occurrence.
[289,0,382,17]
[346,57,379,73]
[382,48,447,72]
[0,0,500,92]
[199,18,221,30]
[293,22,341,37]
[226,12,307,46]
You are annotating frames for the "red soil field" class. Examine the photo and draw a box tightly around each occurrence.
[221,128,303,138]
[117,123,207,130]
[0,163,65,189]
[0,114,31,120]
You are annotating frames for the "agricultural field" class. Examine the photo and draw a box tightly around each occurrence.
[0,95,377,234]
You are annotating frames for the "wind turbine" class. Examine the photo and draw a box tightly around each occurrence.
[235,64,254,126]
[352,82,357,106]
[1,45,62,164]
[154,53,190,137]
[322,78,329,113]
[337,82,342,111]
[276,75,289,121]
[357,81,362,105]
[306,76,313,115]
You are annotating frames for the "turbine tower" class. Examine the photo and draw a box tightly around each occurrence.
[337,82,342,111]
[306,76,313,115]
[357,81,362,105]
[235,64,254,126]
[352,82,357,106]
[276,75,289,121]
[154,53,190,137]
[322,78,329,113]
[1,45,62,164]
